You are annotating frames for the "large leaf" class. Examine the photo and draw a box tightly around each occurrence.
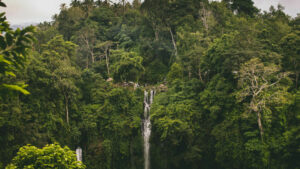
[0,1,6,7]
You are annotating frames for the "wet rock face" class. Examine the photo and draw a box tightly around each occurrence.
[106,77,113,82]
[158,84,168,92]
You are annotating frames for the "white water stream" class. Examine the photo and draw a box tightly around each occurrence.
[76,147,82,162]
[143,90,154,169]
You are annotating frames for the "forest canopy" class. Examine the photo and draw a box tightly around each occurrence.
[0,0,299,169]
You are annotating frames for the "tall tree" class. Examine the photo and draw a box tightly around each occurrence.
[236,58,290,141]
[73,20,99,68]
[280,31,300,89]
[96,41,114,77]
[56,6,85,40]
[223,0,258,16]
[41,35,80,125]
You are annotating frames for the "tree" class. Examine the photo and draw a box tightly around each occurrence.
[177,28,211,81]
[167,63,183,83]
[73,20,99,68]
[280,32,300,89]
[0,1,35,95]
[41,35,80,125]
[6,143,85,169]
[202,32,252,79]
[81,0,96,17]
[34,22,59,52]
[141,0,198,59]
[111,49,144,82]
[71,0,81,7]
[96,41,114,77]
[56,6,85,40]
[236,58,290,141]
[223,0,258,16]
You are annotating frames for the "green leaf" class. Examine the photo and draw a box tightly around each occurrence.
[5,33,13,46]
[0,1,6,7]
[0,55,12,65]
[0,36,7,49]
[2,84,30,95]
[4,71,16,77]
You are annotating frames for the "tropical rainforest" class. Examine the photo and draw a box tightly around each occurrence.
[0,0,299,168]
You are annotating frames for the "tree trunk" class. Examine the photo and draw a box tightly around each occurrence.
[293,59,298,89]
[188,66,191,80]
[257,110,264,142]
[82,34,94,65]
[152,22,159,41]
[123,0,126,15]
[169,28,178,58]
[65,93,69,125]
[200,2,209,32]
[198,67,204,83]
[296,71,298,89]
[86,57,89,69]
[155,30,159,41]
[105,48,110,77]
[91,51,95,63]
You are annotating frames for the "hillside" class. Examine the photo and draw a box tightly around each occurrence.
[0,0,299,169]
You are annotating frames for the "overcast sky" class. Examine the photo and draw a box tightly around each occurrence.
[1,0,299,25]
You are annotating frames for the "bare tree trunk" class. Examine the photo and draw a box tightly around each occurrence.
[188,66,191,80]
[86,57,89,69]
[251,99,264,141]
[294,60,298,89]
[65,93,69,125]
[169,28,177,58]
[105,48,110,77]
[257,110,264,142]
[91,51,95,63]
[123,0,126,15]
[296,71,299,89]
[155,30,159,41]
[198,67,204,83]
[83,35,94,64]
[152,22,159,41]
[200,2,209,32]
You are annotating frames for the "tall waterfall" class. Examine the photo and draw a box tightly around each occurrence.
[143,90,154,169]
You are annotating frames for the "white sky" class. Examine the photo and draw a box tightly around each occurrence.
[0,0,299,25]
[1,0,71,24]
[254,0,299,17]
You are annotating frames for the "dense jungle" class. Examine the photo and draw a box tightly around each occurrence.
[0,0,299,168]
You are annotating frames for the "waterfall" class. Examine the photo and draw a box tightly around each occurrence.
[76,147,82,162]
[143,90,154,169]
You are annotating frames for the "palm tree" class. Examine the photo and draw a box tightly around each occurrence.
[60,3,67,11]
[71,0,81,7]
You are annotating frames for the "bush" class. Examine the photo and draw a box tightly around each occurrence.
[6,143,85,169]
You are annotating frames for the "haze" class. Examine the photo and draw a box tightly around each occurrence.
[1,0,299,25]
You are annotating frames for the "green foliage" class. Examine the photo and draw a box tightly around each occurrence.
[1,0,299,169]
[56,6,85,40]
[6,143,85,169]
[111,49,144,82]
[224,0,258,16]
[0,1,35,94]
[280,31,300,89]
[167,63,183,83]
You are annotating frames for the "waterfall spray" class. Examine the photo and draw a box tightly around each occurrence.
[143,90,154,169]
